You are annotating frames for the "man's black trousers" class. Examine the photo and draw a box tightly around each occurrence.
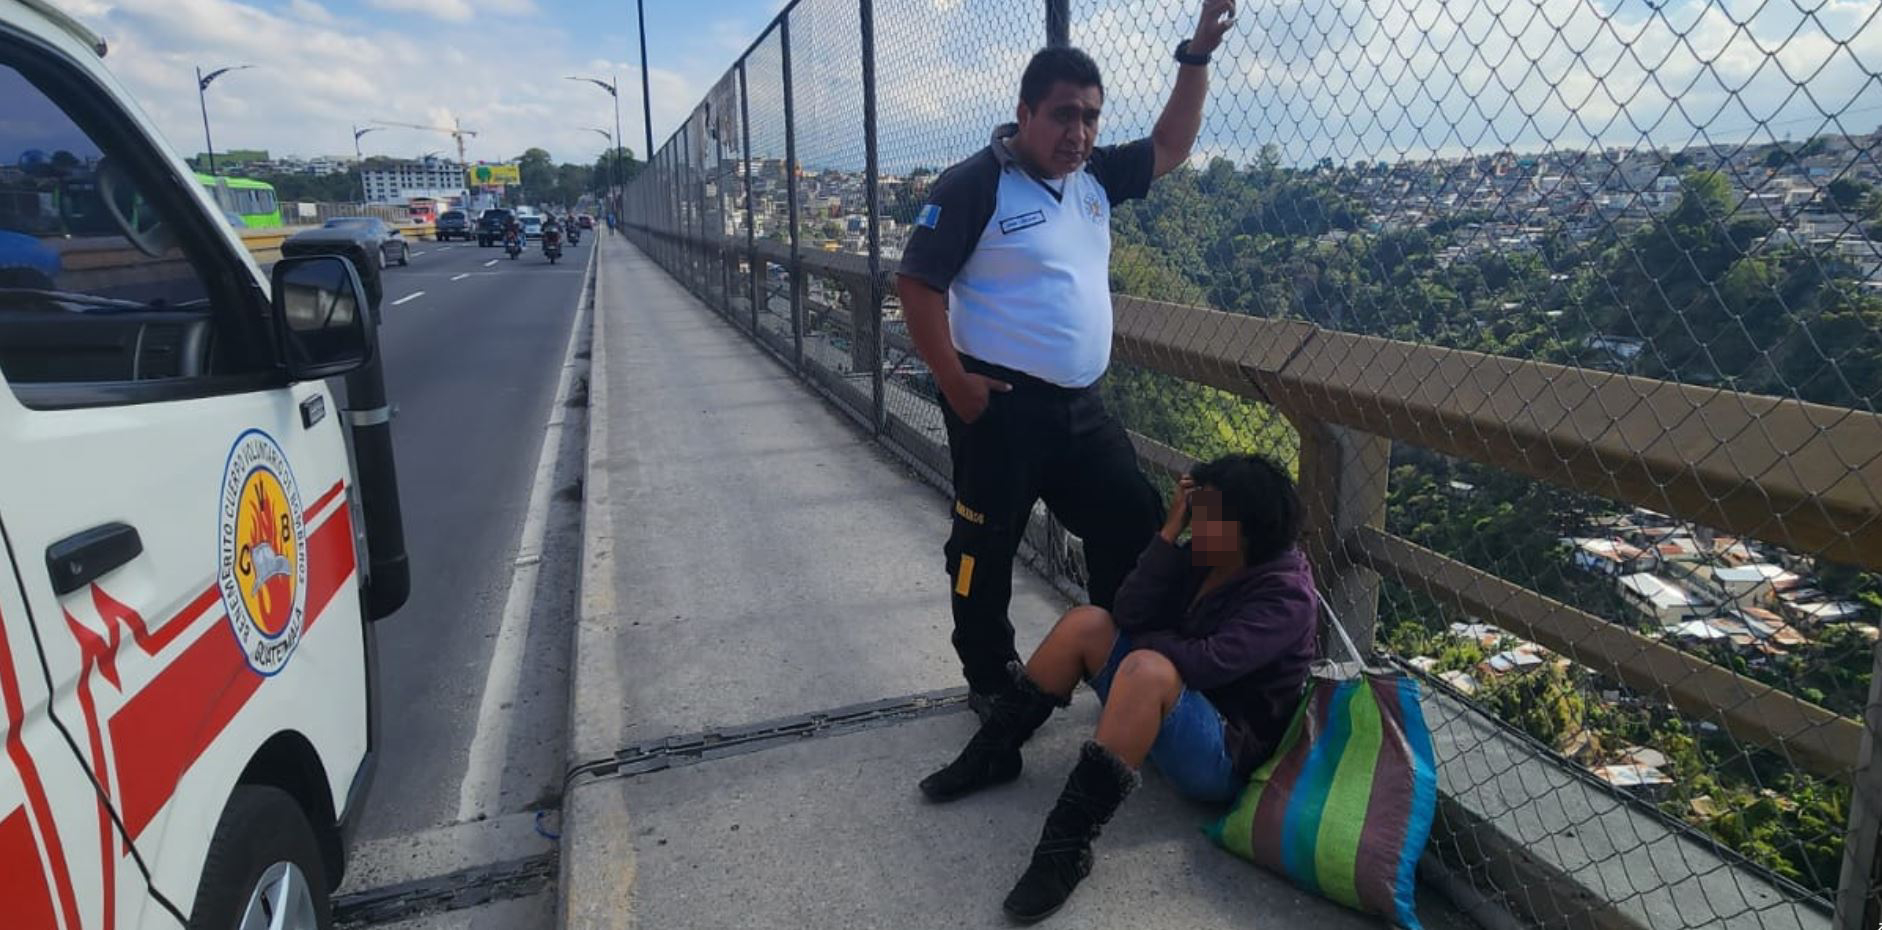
[939,357,1162,695]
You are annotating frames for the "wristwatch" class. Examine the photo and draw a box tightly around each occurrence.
[1174,39,1211,66]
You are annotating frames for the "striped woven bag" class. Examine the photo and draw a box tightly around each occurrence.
[1205,601,1439,928]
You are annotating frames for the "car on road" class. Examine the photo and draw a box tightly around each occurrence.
[304,216,410,268]
[0,2,410,925]
[435,209,472,241]
[522,215,544,240]
[578,213,595,230]
[476,207,515,247]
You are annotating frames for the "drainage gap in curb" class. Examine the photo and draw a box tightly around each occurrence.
[565,687,969,788]
[334,852,557,926]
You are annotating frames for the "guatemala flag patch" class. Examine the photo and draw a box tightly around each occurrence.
[916,204,942,229]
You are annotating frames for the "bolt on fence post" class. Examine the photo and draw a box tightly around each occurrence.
[860,0,885,436]
[1045,0,1069,47]
[739,58,759,335]
[1833,647,1882,930]
[780,13,804,372]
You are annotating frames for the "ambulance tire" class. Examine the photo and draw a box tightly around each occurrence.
[188,785,334,930]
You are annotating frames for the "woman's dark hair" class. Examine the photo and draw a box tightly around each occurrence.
[1019,46,1104,108]
[1189,453,1302,564]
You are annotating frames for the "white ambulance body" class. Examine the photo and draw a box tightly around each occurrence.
[0,2,407,927]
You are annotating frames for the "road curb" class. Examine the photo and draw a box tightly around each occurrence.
[559,234,637,929]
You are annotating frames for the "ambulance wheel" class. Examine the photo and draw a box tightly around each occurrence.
[188,786,333,930]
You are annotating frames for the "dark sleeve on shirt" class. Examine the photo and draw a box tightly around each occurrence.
[1084,137,1156,206]
[1109,536,1191,633]
[896,150,1000,293]
[1132,574,1318,690]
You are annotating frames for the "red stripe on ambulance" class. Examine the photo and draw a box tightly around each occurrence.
[112,490,355,839]
[0,808,61,929]
[0,608,80,930]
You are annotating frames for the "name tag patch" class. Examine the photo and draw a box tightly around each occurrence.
[999,210,1046,235]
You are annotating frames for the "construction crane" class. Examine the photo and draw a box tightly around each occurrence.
[370,116,479,165]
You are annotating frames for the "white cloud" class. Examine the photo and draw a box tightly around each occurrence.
[287,0,335,23]
[365,0,473,22]
[70,0,703,165]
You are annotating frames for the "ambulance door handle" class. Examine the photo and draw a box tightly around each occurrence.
[46,522,143,596]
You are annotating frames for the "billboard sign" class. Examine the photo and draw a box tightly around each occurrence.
[466,162,520,186]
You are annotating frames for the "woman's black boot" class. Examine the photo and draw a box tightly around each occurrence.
[920,662,1068,802]
[1001,741,1139,924]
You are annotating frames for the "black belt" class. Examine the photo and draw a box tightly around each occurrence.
[958,355,1093,398]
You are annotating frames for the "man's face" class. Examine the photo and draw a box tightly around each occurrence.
[1014,81,1102,178]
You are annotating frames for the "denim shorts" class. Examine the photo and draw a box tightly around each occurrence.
[1087,634,1242,804]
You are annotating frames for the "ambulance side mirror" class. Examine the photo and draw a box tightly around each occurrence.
[271,254,374,381]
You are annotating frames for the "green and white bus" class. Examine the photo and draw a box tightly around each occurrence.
[195,172,281,227]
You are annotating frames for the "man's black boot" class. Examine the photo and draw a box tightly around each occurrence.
[921,663,1068,803]
[1001,741,1139,924]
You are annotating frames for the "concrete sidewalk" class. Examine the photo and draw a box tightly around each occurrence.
[560,236,1477,929]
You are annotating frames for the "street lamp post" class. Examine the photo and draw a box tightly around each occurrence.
[196,64,254,176]
[568,75,626,223]
[637,0,653,166]
[353,125,385,203]
[584,127,615,212]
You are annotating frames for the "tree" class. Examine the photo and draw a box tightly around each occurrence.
[516,147,555,204]
[591,147,642,198]
[1826,177,1874,213]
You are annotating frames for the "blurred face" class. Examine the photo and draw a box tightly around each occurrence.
[1014,81,1102,179]
[1187,486,1245,567]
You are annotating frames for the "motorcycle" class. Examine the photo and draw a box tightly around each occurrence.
[504,228,523,260]
[566,223,581,246]
[543,226,563,265]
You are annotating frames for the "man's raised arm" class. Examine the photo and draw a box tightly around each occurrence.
[1151,0,1238,178]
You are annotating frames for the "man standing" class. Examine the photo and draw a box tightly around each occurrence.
[897,0,1236,718]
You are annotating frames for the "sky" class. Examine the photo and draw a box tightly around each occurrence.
[47,0,1882,174]
[54,0,790,166]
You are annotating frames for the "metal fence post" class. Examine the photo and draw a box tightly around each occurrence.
[780,14,804,371]
[739,59,759,334]
[1046,0,1069,47]
[1834,651,1882,929]
[713,103,730,318]
[1294,420,1388,653]
[680,122,696,297]
[860,0,885,436]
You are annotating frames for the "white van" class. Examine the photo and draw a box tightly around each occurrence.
[0,2,407,928]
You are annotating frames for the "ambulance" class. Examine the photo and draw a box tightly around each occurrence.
[0,2,409,927]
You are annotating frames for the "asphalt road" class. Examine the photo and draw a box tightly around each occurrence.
[345,231,592,856]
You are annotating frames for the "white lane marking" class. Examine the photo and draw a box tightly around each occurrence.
[412,250,427,257]
[455,239,598,823]
[483,259,500,267]
[451,273,472,281]
[391,291,425,306]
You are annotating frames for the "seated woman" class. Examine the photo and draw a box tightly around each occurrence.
[919,453,1318,924]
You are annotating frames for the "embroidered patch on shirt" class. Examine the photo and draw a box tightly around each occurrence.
[999,210,1047,235]
[916,204,942,228]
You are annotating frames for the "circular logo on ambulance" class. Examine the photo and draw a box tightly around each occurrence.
[217,430,309,676]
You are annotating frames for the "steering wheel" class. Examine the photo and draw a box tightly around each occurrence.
[93,155,174,258]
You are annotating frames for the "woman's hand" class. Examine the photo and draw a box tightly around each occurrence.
[1159,474,1195,543]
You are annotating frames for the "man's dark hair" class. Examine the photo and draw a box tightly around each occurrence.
[1189,453,1302,564]
[1019,46,1104,108]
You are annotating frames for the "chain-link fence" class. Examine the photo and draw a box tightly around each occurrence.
[623,1,1882,927]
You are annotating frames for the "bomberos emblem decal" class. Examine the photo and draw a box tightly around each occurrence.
[217,429,309,676]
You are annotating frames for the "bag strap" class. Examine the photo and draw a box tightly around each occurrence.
[1313,594,1373,681]
[1320,597,1364,664]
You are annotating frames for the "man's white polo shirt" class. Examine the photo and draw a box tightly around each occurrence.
[899,124,1155,388]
